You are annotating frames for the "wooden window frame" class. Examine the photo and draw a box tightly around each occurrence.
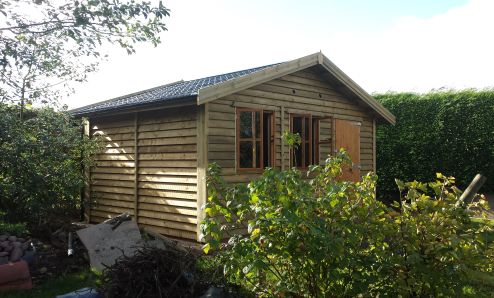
[236,108,275,172]
[316,116,333,164]
[263,111,276,169]
[290,114,313,169]
[312,118,320,165]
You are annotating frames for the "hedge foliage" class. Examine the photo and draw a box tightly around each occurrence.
[375,90,494,201]
[0,105,101,226]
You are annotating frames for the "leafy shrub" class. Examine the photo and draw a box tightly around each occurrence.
[375,90,494,201]
[0,105,101,226]
[0,221,28,236]
[201,151,494,297]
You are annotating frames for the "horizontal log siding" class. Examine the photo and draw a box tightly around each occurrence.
[89,107,198,240]
[207,67,376,183]
[91,115,136,223]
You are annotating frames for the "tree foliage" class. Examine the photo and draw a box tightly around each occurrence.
[375,90,494,201]
[201,151,494,297]
[0,104,102,225]
[0,0,169,108]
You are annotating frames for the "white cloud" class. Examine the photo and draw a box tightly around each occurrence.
[66,0,494,108]
[328,0,494,93]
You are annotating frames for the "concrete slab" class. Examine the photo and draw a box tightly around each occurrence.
[77,218,143,271]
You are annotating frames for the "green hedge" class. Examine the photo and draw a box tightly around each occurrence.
[0,105,101,226]
[375,90,494,201]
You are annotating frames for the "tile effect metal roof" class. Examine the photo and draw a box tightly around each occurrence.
[71,63,278,115]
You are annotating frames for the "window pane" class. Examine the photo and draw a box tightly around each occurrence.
[305,118,310,140]
[255,141,261,168]
[255,112,261,138]
[263,113,271,167]
[240,112,252,138]
[305,142,310,167]
[240,141,253,168]
[293,145,302,168]
[312,120,319,164]
[293,117,302,135]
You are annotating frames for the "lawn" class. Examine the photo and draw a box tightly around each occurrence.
[2,269,98,298]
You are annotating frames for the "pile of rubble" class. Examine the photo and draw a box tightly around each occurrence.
[0,235,33,264]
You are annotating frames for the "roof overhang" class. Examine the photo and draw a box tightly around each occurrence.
[197,52,396,125]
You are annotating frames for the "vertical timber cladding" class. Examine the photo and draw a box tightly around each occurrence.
[207,66,375,183]
[90,106,198,240]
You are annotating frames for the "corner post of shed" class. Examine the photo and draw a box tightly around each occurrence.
[373,118,377,172]
[133,112,140,223]
[82,118,91,223]
[196,103,208,242]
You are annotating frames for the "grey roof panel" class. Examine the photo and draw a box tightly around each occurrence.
[71,63,278,115]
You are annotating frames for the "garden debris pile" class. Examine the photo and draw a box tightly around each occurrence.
[99,246,201,298]
[0,235,33,264]
[31,223,89,285]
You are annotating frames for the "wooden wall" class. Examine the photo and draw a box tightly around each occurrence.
[88,106,198,240]
[206,66,376,183]
[85,65,378,242]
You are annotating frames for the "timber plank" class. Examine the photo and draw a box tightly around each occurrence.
[138,152,196,161]
[138,221,196,239]
[138,128,196,139]
[138,189,197,200]
[92,167,135,174]
[138,210,196,224]
[138,144,196,153]
[93,179,134,188]
[92,192,134,201]
[139,196,197,208]
[95,160,134,168]
[138,167,197,176]
[139,160,197,168]
[138,203,197,216]
[138,136,197,146]
[92,185,134,195]
[138,182,197,192]
[138,120,196,132]
[138,175,198,184]
[92,173,134,181]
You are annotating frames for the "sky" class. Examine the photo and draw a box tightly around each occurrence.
[66,0,494,109]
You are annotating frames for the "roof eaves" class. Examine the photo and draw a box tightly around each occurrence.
[73,95,197,117]
[69,80,185,116]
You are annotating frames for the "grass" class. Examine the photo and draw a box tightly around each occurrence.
[2,269,99,298]
[0,221,28,236]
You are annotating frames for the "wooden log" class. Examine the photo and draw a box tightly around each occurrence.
[457,174,487,206]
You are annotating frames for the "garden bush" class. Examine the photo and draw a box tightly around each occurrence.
[0,104,101,226]
[375,90,494,201]
[201,151,494,297]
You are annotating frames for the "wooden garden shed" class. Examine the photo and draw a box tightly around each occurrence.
[72,52,396,241]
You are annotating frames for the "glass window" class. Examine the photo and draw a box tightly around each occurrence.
[291,115,318,168]
[236,109,273,171]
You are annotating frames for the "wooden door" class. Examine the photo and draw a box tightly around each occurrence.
[334,119,361,182]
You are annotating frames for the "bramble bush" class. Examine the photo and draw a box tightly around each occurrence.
[201,151,494,297]
[375,90,494,201]
[0,104,101,226]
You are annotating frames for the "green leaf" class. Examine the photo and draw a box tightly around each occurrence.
[202,243,211,254]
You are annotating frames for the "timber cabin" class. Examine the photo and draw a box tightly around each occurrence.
[72,52,396,241]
